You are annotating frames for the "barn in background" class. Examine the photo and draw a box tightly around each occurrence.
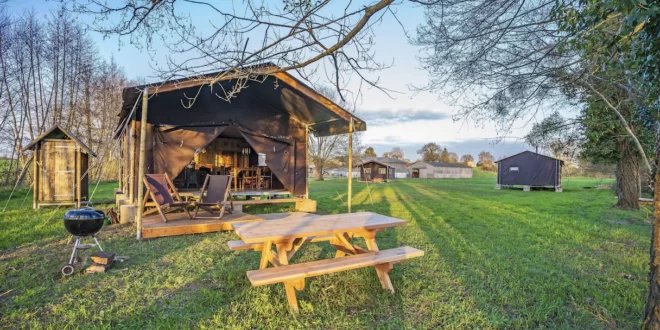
[407,162,472,179]
[357,160,395,182]
[495,151,563,192]
[22,124,97,208]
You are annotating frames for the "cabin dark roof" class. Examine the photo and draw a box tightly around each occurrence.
[362,157,407,164]
[495,151,564,164]
[22,124,97,157]
[358,160,395,168]
[114,63,366,138]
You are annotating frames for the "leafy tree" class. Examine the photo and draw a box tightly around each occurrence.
[439,148,451,162]
[478,151,496,172]
[448,152,458,163]
[417,143,441,162]
[363,147,377,158]
[460,154,474,164]
[382,147,404,160]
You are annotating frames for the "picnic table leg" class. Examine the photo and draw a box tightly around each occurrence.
[363,232,395,293]
[259,241,273,270]
[276,242,301,312]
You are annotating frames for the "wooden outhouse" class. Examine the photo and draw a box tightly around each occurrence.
[22,125,97,208]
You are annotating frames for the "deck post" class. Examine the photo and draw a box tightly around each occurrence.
[136,87,149,240]
[305,125,309,200]
[347,118,353,213]
[118,139,122,191]
[129,119,136,203]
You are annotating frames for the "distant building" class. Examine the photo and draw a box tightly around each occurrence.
[325,167,360,178]
[407,161,473,179]
[357,160,395,182]
[495,151,563,192]
[360,157,408,178]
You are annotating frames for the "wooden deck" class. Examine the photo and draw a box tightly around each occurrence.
[142,211,265,239]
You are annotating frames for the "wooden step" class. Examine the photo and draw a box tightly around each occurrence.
[227,235,335,251]
[247,246,424,286]
[231,198,304,206]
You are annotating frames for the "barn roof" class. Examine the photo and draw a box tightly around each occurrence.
[361,157,407,164]
[22,124,97,157]
[409,161,471,168]
[359,160,395,168]
[114,63,366,138]
[494,151,564,165]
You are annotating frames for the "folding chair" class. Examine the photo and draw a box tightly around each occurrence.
[142,173,192,222]
[193,175,234,219]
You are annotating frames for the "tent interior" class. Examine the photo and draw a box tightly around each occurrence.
[174,124,286,194]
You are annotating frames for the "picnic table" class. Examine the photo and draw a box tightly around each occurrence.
[230,212,424,312]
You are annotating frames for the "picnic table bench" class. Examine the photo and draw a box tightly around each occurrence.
[230,212,424,312]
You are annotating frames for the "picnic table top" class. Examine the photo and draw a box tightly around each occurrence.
[232,212,407,243]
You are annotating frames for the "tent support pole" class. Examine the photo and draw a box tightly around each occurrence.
[136,88,149,240]
[118,139,122,191]
[347,118,353,213]
[305,125,309,200]
[129,119,136,202]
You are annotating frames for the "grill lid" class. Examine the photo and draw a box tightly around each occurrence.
[63,209,105,221]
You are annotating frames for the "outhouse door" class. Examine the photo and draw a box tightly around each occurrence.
[41,140,76,202]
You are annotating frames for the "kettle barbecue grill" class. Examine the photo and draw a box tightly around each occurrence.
[61,208,105,276]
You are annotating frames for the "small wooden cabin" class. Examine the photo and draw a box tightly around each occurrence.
[495,151,563,192]
[22,125,97,208]
[358,160,395,182]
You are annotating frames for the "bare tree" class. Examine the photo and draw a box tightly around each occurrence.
[69,0,405,104]
[0,6,130,186]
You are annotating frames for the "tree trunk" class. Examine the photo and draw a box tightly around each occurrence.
[643,143,660,329]
[314,166,324,181]
[615,142,640,210]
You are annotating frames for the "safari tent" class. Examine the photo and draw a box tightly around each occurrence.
[114,64,366,238]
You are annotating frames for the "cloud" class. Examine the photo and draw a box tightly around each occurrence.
[356,108,449,126]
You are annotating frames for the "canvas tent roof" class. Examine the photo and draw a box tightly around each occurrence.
[495,151,564,164]
[22,124,97,157]
[113,64,366,138]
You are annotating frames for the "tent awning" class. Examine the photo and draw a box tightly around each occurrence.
[114,64,366,138]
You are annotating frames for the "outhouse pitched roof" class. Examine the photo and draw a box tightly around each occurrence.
[22,124,97,157]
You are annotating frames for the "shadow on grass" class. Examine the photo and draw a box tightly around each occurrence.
[391,182,643,328]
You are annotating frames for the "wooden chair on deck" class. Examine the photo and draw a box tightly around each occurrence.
[142,173,192,222]
[193,175,234,219]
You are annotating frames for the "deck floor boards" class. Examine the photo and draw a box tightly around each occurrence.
[141,211,265,239]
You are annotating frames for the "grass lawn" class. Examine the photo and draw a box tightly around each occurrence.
[0,171,651,329]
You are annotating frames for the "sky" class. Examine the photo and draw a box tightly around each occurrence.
[8,0,538,161]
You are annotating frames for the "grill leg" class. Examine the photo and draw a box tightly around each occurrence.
[93,236,103,251]
[68,237,80,265]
